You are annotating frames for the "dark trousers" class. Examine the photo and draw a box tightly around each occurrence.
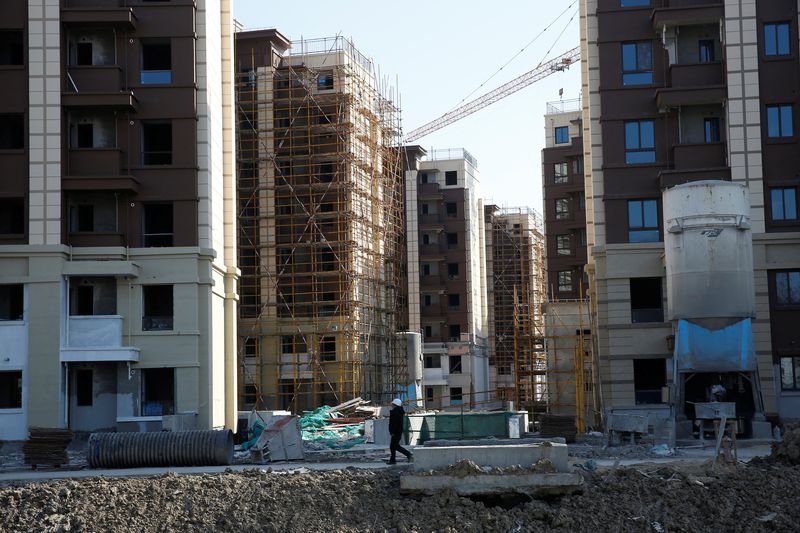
[390,432,411,461]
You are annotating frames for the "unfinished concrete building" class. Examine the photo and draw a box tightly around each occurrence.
[484,207,547,413]
[234,31,407,414]
[404,147,490,410]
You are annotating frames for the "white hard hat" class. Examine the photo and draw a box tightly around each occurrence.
[392,398,402,406]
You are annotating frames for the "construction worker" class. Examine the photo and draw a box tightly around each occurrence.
[388,398,413,464]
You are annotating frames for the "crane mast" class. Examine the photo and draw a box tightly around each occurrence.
[405,46,581,142]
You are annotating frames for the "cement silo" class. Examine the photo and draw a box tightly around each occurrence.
[663,180,754,322]
[663,181,769,439]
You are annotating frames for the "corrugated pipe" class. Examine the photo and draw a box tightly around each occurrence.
[88,430,234,469]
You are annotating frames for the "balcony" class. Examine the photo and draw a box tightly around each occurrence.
[68,66,124,93]
[64,149,139,193]
[651,1,723,29]
[669,63,723,88]
[60,315,139,363]
[659,142,730,188]
[422,367,448,385]
[656,67,725,108]
[418,182,443,200]
[60,2,136,30]
[62,90,138,113]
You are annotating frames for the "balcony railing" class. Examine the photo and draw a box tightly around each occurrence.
[68,66,124,93]
[68,148,123,176]
[672,142,726,170]
[67,315,124,348]
[669,62,723,88]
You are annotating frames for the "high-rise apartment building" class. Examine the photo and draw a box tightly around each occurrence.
[404,147,490,410]
[580,0,800,434]
[235,31,406,414]
[0,0,238,440]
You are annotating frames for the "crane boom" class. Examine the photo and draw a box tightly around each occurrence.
[405,46,581,142]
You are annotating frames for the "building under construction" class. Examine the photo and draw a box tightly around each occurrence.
[484,207,547,412]
[234,30,407,414]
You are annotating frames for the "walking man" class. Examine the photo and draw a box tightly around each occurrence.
[388,398,412,464]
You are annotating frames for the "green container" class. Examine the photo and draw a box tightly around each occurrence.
[406,412,512,444]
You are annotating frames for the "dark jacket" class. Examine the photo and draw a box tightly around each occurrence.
[389,405,405,435]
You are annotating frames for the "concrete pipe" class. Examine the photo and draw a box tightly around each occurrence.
[87,430,234,469]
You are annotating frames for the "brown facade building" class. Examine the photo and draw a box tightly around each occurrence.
[581,0,800,434]
[542,99,588,300]
[0,0,238,439]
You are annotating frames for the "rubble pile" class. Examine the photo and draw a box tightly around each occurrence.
[299,397,373,449]
[2,463,799,532]
[770,423,800,465]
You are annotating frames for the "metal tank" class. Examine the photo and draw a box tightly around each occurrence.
[663,181,755,321]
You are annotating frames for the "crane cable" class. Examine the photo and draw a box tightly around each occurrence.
[449,1,578,111]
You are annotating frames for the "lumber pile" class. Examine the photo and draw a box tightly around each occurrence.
[23,427,74,469]
[539,415,577,443]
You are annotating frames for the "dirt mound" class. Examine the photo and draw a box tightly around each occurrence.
[771,423,800,465]
[1,464,799,532]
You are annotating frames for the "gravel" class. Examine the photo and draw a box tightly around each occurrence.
[1,462,799,532]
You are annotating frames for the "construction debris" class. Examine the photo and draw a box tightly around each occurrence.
[22,428,73,469]
[4,463,798,531]
[764,423,800,465]
[299,399,372,449]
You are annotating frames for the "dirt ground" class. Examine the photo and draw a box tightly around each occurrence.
[0,461,798,532]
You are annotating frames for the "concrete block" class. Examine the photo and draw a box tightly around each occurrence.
[400,472,583,497]
[412,443,568,473]
[365,418,390,445]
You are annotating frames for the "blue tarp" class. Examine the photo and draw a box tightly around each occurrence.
[675,318,756,372]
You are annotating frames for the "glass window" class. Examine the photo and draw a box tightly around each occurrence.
[554,162,568,183]
[767,104,793,138]
[628,199,659,242]
[625,120,656,164]
[555,198,570,220]
[704,117,721,143]
[620,0,649,6]
[557,271,574,292]
[622,41,653,85]
[775,270,800,305]
[699,40,715,63]
[780,357,800,390]
[556,235,571,255]
[771,188,798,221]
[554,126,569,144]
[572,157,584,176]
[764,22,791,57]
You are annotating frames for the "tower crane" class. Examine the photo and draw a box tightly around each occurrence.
[405,46,580,143]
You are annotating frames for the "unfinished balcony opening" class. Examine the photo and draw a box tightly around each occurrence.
[67,29,116,67]
[69,277,116,316]
[69,111,116,149]
[67,192,121,246]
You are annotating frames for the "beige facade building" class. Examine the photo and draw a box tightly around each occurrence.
[0,0,237,440]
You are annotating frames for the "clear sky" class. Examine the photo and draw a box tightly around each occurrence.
[233,1,582,214]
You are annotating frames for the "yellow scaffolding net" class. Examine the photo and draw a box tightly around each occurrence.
[235,36,407,414]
